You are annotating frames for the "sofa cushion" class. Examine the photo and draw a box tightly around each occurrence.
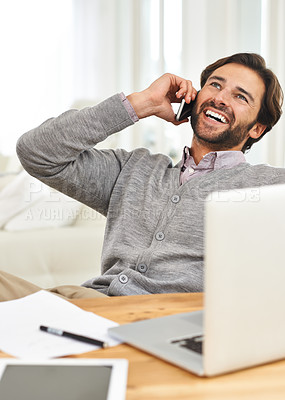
[0,173,17,193]
[0,171,81,231]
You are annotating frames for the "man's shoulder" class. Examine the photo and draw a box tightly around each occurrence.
[229,162,285,172]
[114,147,174,166]
[238,162,285,183]
[246,163,285,172]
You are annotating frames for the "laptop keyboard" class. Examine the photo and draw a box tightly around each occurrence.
[170,335,204,354]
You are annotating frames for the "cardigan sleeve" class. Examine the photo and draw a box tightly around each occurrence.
[16,94,137,215]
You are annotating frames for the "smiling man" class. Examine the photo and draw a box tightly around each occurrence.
[1,53,285,301]
[190,63,266,155]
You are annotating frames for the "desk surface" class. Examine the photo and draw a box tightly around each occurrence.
[1,292,285,399]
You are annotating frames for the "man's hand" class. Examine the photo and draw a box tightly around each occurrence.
[127,73,197,125]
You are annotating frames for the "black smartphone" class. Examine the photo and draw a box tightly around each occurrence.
[175,92,199,122]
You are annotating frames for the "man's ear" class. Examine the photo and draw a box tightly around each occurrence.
[249,122,267,139]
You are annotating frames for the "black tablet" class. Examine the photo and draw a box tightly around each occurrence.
[0,358,128,400]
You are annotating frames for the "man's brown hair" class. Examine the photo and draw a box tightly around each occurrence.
[200,53,284,152]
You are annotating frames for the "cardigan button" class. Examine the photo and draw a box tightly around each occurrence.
[137,263,148,273]
[155,231,165,241]
[171,195,180,203]
[119,274,129,284]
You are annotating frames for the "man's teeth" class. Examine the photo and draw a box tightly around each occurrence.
[206,110,227,124]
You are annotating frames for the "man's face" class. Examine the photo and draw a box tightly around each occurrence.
[191,63,266,150]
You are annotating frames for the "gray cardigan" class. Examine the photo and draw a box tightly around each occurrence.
[17,94,285,295]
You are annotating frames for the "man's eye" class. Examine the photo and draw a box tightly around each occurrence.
[237,94,248,102]
[210,82,221,89]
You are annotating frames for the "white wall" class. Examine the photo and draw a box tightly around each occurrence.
[0,0,74,156]
[0,0,284,168]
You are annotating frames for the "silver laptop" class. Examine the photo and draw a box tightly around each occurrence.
[109,184,285,376]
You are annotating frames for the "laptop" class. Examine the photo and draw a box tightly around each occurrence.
[109,184,285,376]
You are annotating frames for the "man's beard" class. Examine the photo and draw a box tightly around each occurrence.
[190,101,257,150]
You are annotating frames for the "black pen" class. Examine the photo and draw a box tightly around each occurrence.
[39,325,108,348]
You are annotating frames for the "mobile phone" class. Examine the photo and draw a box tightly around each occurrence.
[175,92,199,121]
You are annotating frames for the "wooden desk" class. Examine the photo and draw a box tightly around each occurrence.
[1,293,285,399]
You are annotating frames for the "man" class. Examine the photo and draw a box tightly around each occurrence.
[1,53,284,301]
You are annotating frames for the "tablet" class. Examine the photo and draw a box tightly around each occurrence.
[0,358,128,400]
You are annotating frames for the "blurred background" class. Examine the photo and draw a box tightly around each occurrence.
[0,0,284,171]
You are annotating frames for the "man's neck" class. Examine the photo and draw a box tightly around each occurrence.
[190,136,243,164]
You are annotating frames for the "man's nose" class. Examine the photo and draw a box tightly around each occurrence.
[213,89,231,106]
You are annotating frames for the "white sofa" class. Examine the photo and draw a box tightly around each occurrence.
[0,171,106,288]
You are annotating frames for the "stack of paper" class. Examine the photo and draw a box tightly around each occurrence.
[0,290,121,359]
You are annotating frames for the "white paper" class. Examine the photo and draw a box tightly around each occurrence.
[0,290,121,359]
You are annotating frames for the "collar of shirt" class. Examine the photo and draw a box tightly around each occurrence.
[180,146,246,185]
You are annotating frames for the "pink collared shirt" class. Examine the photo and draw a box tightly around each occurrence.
[180,146,246,185]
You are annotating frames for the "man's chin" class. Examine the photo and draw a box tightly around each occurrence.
[193,128,230,145]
